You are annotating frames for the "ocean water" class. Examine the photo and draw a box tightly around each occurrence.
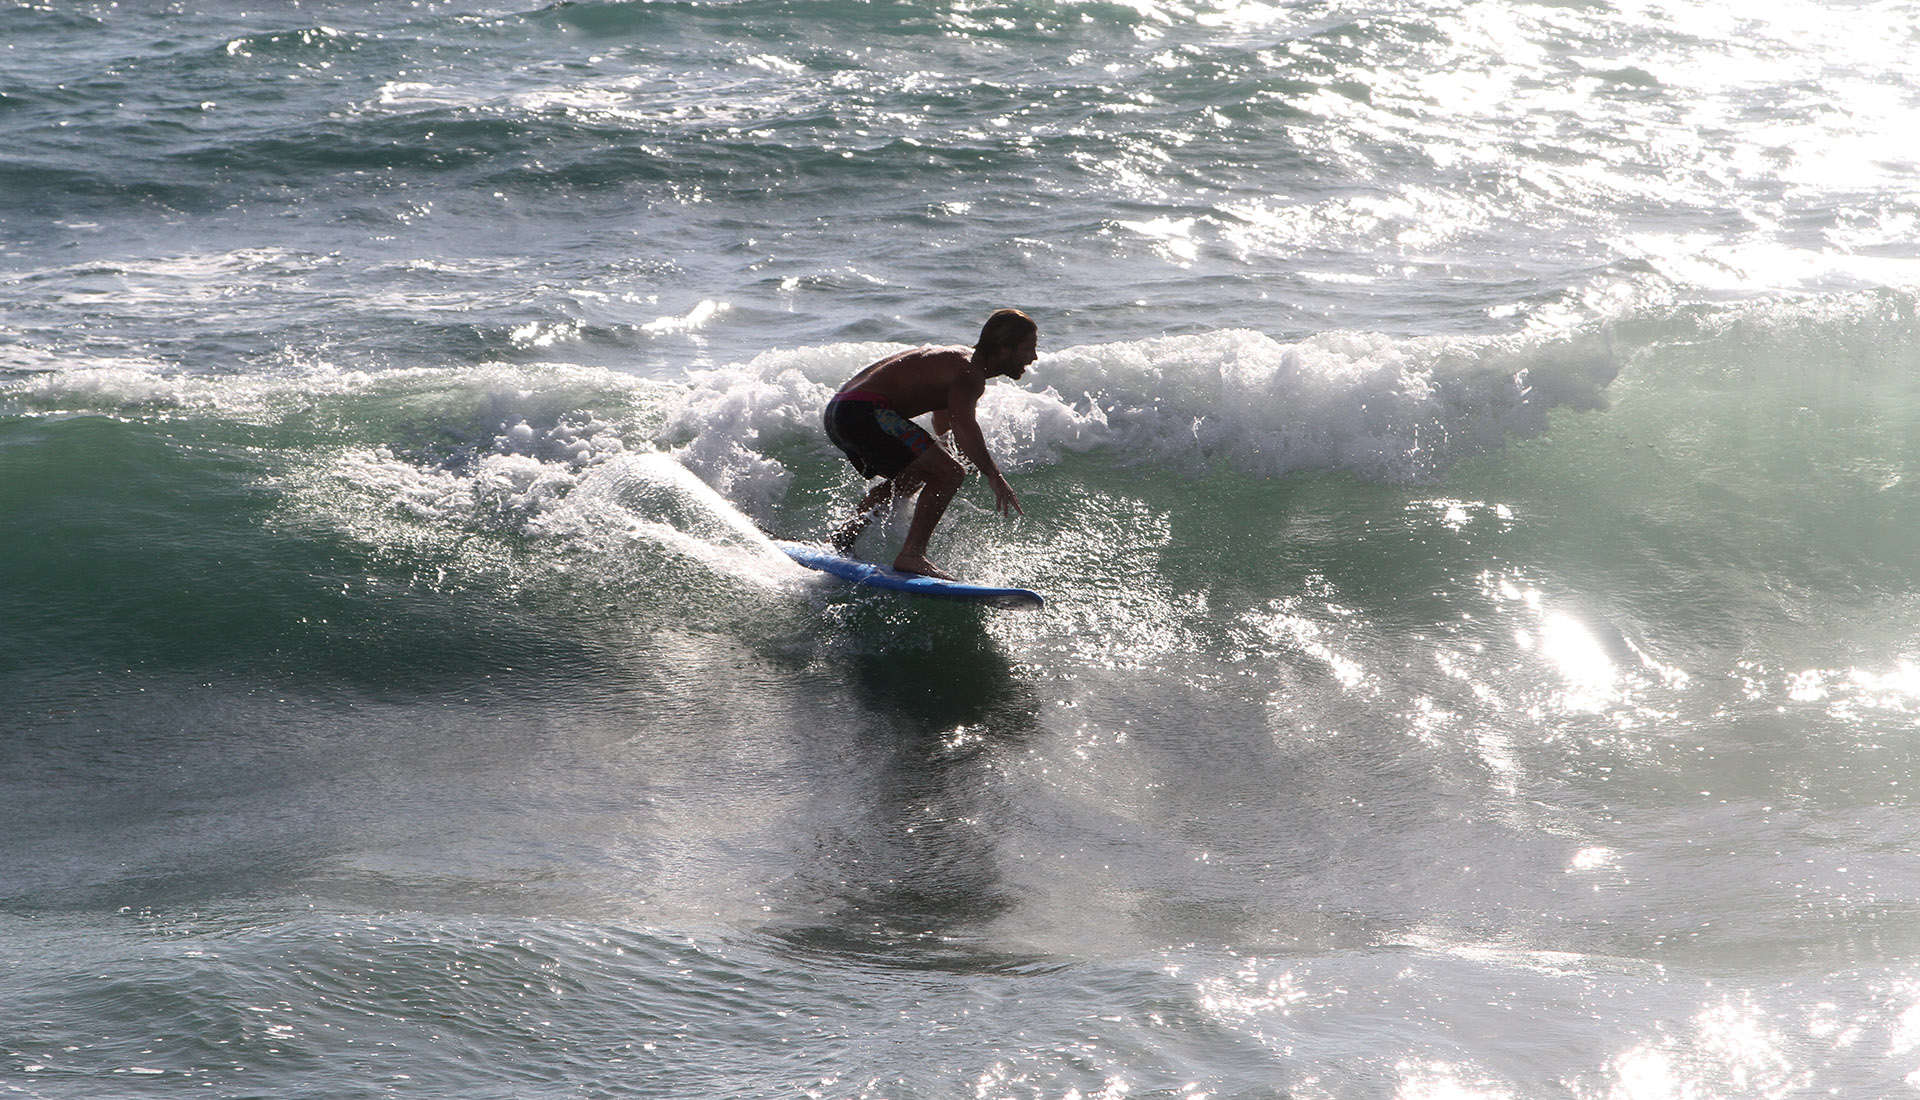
[4,0,1920,1096]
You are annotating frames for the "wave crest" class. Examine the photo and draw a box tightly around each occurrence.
[659,326,1621,491]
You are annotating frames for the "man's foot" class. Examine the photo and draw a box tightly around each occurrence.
[892,553,957,581]
[828,510,874,555]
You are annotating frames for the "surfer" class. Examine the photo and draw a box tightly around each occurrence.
[822,308,1037,579]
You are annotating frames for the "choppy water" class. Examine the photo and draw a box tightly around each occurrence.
[5,1,1920,1097]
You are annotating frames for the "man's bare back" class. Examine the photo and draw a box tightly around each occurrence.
[837,346,981,421]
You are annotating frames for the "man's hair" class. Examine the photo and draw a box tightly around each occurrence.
[976,308,1036,353]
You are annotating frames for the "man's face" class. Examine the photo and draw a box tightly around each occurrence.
[1001,332,1038,379]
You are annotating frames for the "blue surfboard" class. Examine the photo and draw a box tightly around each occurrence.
[775,540,1045,610]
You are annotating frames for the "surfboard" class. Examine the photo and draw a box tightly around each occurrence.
[775,540,1045,610]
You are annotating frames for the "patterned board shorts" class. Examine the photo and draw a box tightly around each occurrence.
[824,395,933,480]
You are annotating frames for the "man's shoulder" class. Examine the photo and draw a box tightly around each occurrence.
[896,345,979,382]
[908,345,973,367]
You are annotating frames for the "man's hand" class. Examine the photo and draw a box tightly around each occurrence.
[990,475,1022,518]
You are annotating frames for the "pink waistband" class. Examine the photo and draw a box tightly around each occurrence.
[832,389,891,406]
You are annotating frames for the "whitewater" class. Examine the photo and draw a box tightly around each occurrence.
[4,1,1920,1097]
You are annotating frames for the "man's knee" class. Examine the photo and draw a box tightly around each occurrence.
[924,451,964,493]
[898,448,961,495]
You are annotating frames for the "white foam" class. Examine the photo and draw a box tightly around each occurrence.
[280,437,796,592]
[50,359,803,589]
[536,452,798,585]
[372,81,475,110]
[658,344,893,518]
[1018,327,1617,480]
[2,329,1620,587]
[642,299,730,336]
[1,360,661,426]
[649,329,1617,486]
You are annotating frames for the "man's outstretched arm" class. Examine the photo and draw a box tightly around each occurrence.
[945,380,1021,517]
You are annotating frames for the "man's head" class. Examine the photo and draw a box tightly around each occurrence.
[976,308,1038,379]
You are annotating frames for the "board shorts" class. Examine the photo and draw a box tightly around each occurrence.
[824,390,934,480]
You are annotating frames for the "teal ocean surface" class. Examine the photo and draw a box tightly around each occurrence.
[5,2,1920,1096]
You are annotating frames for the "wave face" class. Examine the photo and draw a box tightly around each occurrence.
[5,1,1920,1097]
[7,291,1920,1094]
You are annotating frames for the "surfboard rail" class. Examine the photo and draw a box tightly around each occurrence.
[775,540,1045,610]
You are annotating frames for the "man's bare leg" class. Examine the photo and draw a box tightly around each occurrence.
[829,479,896,554]
[892,450,964,579]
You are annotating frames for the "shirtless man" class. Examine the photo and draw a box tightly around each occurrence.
[822,309,1037,579]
